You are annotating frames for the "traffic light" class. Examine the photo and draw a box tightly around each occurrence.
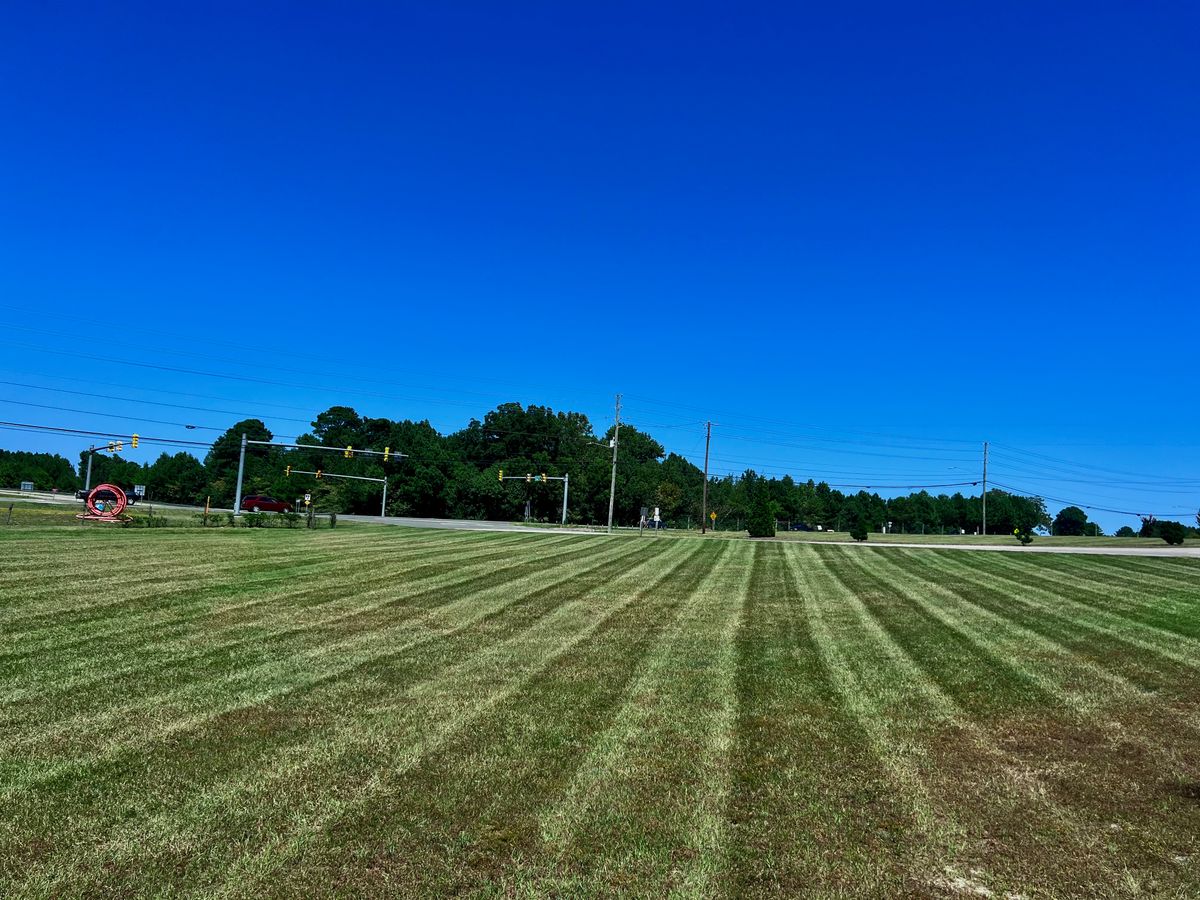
[541,473,547,483]
[526,473,532,483]
[344,446,353,458]
[107,441,115,452]
[316,469,323,479]
[383,446,390,462]
[131,433,139,449]
[115,441,123,453]
[286,465,291,477]
[498,469,504,482]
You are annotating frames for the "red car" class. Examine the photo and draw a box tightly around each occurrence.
[240,494,292,513]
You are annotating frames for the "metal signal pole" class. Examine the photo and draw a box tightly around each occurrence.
[85,445,95,491]
[701,421,711,534]
[606,393,621,534]
[981,440,988,536]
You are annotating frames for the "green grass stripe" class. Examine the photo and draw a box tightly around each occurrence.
[819,547,1054,716]
[1,537,660,891]
[898,550,1199,702]
[723,542,916,896]
[802,548,1128,897]
[218,541,726,899]
[873,549,1144,713]
[506,541,745,897]
[0,532,559,691]
[34,539,708,897]
[1,536,648,797]
[793,545,967,890]
[953,553,1200,680]
[980,552,1200,644]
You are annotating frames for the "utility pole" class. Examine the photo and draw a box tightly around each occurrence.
[84,445,94,491]
[233,433,247,515]
[701,421,712,534]
[561,472,569,525]
[981,440,988,536]
[606,394,621,534]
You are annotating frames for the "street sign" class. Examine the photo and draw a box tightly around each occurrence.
[304,493,311,507]
[709,511,717,521]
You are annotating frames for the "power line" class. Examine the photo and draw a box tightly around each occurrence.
[0,420,211,449]
[0,380,316,425]
[988,479,1194,519]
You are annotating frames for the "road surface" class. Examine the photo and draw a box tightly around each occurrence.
[5,490,1196,556]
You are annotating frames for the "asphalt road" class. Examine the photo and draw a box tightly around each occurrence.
[6,490,1197,557]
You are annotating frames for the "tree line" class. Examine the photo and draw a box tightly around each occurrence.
[3,402,1197,537]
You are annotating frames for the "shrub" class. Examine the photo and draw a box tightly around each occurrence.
[746,496,775,538]
[1114,526,1136,538]
[241,512,267,528]
[849,521,868,542]
[124,513,169,528]
[1159,521,1186,545]
[280,511,301,528]
[1012,526,1034,545]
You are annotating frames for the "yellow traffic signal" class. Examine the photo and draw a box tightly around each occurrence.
[541,473,547,483]
[286,465,292,477]
[131,433,139,449]
[316,469,323,479]
[526,473,532,483]
[115,441,124,453]
[344,445,353,458]
[383,446,390,462]
[498,468,504,482]
[107,441,115,452]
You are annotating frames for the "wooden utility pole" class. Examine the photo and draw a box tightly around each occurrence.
[606,394,621,534]
[701,421,712,533]
[981,440,989,536]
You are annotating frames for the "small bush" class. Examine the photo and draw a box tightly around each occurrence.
[241,512,267,528]
[280,511,301,528]
[1012,526,1034,545]
[124,513,170,528]
[1159,521,1186,545]
[849,522,868,542]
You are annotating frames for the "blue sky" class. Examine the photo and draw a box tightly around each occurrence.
[1,1,1197,530]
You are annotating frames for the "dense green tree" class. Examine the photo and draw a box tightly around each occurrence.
[0,449,79,492]
[145,452,207,504]
[1052,506,1089,537]
[1114,525,1137,537]
[1159,521,1186,545]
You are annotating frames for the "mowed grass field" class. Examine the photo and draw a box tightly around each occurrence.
[2,527,1200,898]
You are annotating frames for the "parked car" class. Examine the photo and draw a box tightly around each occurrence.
[240,495,292,513]
[75,486,139,504]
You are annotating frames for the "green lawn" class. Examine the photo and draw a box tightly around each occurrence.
[2,527,1199,897]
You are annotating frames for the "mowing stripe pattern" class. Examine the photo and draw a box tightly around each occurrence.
[1,527,1199,898]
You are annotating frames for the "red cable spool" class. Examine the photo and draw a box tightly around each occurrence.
[84,483,128,519]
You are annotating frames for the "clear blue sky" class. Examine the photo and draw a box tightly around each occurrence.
[1,1,1197,530]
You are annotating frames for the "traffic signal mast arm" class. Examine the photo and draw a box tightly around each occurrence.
[246,439,402,461]
[285,469,386,484]
[498,473,567,482]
